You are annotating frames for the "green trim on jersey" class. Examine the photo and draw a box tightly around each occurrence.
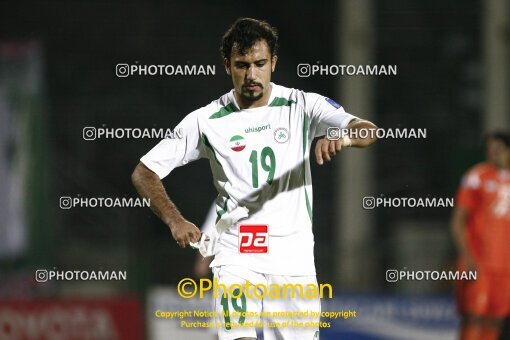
[209,103,239,119]
[302,114,309,152]
[269,97,296,107]
[302,114,313,221]
[209,97,294,120]
[305,189,313,221]
[201,133,222,167]
[216,196,230,217]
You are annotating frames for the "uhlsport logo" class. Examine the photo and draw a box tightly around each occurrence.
[274,128,289,143]
[230,135,246,152]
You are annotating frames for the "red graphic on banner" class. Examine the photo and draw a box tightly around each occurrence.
[0,297,143,339]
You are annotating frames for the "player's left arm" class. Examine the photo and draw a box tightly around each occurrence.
[307,94,377,163]
[315,119,377,165]
[342,118,378,148]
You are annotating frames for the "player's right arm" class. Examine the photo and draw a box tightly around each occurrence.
[131,109,206,248]
[450,206,477,271]
[450,167,482,271]
[131,163,201,248]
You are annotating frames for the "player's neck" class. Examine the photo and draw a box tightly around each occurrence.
[235,84,272,109]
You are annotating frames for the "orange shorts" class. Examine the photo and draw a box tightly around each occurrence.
[456,261,510,317]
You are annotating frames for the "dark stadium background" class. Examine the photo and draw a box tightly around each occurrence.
[1,0,505,339]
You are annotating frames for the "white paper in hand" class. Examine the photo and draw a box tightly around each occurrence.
[190,206,249,257]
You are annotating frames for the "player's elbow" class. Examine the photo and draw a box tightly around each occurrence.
[131,165,141,189]
[450,207,467,237]
[131,162,154,189]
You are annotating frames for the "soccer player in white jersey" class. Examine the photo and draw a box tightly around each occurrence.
[132,18,377,340]
[193,138,341,278]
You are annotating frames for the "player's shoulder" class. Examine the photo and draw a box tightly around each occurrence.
[278,84,344,112]
[467,162,497,177]
[461,162,497,188]
[272,83,314,100]
[190,90,237,121]
[268,83,300,104]
[270,83,330,109]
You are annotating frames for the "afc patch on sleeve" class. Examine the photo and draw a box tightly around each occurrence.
[325,97,341,109]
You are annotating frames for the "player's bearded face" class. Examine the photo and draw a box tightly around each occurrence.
[487,138,506,166]
[226,40,277,104]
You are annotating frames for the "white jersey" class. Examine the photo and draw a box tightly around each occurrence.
[141,83,357,275]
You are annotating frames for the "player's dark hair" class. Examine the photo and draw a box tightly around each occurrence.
[221,18,278,60]
[485,131,510,147]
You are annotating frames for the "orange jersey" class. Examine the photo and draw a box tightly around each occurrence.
[456,163,510,271]
[455,163,497,260]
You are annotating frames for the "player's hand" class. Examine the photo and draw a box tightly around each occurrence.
[315,137,346,165]
[169,219,201,248]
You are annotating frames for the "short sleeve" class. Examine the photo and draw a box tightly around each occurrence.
[455,169,482,213]
[140,109,206,179]
[304,93,358,138]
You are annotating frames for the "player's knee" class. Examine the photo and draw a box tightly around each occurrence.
[462,314,486,331]
[483,317,504,329]
[464,314,503,329]
[462,314,483,325]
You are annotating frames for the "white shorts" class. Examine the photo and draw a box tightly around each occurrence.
[212,265,321,340]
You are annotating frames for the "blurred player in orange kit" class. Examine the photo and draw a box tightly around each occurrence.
[451,131,510,340]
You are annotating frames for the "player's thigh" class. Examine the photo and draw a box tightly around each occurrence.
[487,272,510,318]
[212,265,264,340]
[262,274,321,340]
[455,259,485,316]
[459,269,491,316]
[455,260,470,314]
